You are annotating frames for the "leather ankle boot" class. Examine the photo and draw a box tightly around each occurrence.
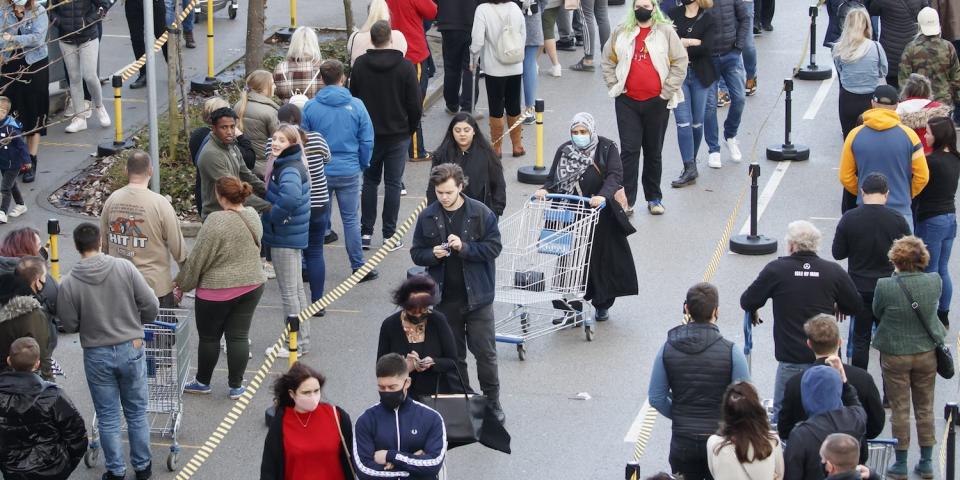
[670,162,698,188]
[184,31,196,49]
[507,115,525,157]
[489,117,504,158]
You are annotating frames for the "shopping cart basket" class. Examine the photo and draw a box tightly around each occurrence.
[85,308,191,471]
[866,438,898,475]
[494,194,604,359]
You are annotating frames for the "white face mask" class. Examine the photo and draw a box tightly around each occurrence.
[571,134,591,149]
[293,391,321,412]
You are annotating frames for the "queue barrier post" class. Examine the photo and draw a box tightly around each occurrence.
[47,219,60,282]
[97,76,135,157]
[264,314,300,426]
[190,0,222,94]
[946,403,958,480]
[729,163,778,255]
[767,78,810,161]
[517,98,549,184]
[796,1,833,80]
[275,0,297,42]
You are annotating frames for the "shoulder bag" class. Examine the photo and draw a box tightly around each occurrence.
[428,368,486,446]
[894,275,955,379]
[332,405,358,479]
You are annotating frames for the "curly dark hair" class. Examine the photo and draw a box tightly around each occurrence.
[391,275,438,310]
[272,362,326,408]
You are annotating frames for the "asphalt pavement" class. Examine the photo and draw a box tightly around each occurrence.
[15,0,960,478]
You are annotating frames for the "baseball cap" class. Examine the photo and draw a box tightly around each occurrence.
[872,85,899,106]
[918,7,941,36]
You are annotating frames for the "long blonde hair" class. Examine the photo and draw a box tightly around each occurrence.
[832,7,873,63]
[359,0,391,33]
[286,27,323,63]
[236,70,274,131]
[265,123,311,184]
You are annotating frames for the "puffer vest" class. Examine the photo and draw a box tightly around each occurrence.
[662,322,733,437]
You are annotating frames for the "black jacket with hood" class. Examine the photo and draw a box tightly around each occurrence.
[783,383,867,480]
[428,145,507,216]
[0,272,53,380]
[48,0,111,45]
[0,371,87,480]
[869,0,929,77]
[662,322,734,438]
[709,0,750,56]
[349,49,422,144]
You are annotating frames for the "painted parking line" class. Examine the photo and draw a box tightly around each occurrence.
[40,141,94,148]
[803,75,835,121]
[623,399,656,443]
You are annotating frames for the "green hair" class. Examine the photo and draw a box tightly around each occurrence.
[618,0,673,31]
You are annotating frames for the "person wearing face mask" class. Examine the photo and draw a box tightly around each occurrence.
[0,257,54,380]
[377,276,459,400]
[534,112,638,322]
[261,362,355,480]
[601,0,688,216]
[427,112,506,216]
[354,353,446,480]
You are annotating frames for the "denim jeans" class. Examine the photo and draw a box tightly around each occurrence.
[743,0,757,80]
[361,138,409,239]
[272,247,310,346]
[917,213,957,312]
[326,174,364,269]
[669,434,713,480]
[705,51,746,153]
[773,361,813,424]
[674,69,710,165]
[305,208,328,303]
[83,341,151,476]
[522,45,540,109]
[164,0,194,32]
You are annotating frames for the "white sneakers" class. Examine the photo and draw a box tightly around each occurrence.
[8,204,26,217]
[708,152,722,169]
[550,64,562,77]
[0,211,7,224]
[726,137,743,162]
[64,116,87,133]
[96,106,111,127]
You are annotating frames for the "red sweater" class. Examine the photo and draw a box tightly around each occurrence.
[282,405,346,480]
[386,0,437,64]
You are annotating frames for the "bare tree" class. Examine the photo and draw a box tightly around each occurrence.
[245,0,266,74]
[342,0,354,32]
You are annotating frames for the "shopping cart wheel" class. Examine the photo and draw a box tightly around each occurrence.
[167,452,179,471]
[517,344,526,361]
[84,448,100,468]
[585,325,595,342]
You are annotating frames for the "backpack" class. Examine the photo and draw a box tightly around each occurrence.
[282,65,321,110]
[493,5,524,65]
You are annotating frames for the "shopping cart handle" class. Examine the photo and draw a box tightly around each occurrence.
[532,193,597,205]
[146,321,178,330]
[866,438,899,446]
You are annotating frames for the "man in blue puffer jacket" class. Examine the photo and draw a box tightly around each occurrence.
[354,353,446,480]
[262,129,311,356]
[302,59,378,282]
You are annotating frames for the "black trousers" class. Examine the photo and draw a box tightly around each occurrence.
[754,0,774,27]
[851,290,878,370]
[409,62,429,158]
[839,86,873,140]
[886,73,899,92]
[669,434,713,480]
[125,0,168,77]
[615,94,670,205]
[440,29,478,112]
[484,74,522,119]
[436,302,500,397]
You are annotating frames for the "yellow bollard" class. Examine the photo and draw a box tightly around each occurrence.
[112,76,123,144]
[290,0,296,30]
[46,219,60,282]
[286,314,299,366]
[517,98,549,184]
[206,0,214,78]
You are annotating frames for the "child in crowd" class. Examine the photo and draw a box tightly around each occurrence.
[0,97,28,224]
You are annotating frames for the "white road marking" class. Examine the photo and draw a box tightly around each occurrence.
[803,74,835,120]
[809,217,840,221]
[738,161,793,235]
[623,399,653,443]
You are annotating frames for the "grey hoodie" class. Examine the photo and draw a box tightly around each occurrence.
[57,254,159,348]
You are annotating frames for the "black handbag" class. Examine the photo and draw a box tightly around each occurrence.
[428,368,486,445]
[514,271,545,291]
[895,276,955,379]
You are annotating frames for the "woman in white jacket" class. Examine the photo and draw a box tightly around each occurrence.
[707,382,784,480]
[470,0,526,158]
[600,0,687,216]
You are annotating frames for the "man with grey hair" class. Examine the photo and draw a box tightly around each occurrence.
[741,220,861,424]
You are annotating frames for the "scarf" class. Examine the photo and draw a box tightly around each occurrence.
[554,112,599,195]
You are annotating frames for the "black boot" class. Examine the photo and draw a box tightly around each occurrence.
[22,155,36,183]
[938,310,950,328]
[486,391,506,424]
[670,162,698,188]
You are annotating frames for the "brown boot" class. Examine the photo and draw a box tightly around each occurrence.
[507,115,525,157]
[184,31,196,49]
[489,117,504,158]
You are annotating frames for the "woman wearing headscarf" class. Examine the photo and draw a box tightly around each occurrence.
[534,112,638,321]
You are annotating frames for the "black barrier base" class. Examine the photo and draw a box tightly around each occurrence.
[190,76,223,95]
[796,65,833,81]
[265,405,276,426]
[97,139,135,158]
[275,27,296,43]
[730,234,778,255]
[517,165,550,185]
[766,143,810,161]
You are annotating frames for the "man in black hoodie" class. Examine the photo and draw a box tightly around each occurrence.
[741,220,861,424]
[778,314,884,464]
[0,337,86,480]
[351,20,423,252]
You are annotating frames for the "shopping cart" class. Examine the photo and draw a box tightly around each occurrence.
[866,438,898,475]
[494,194,604,359]
[84,309,192,471]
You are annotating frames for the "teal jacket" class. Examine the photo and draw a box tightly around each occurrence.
[872,271,946,355]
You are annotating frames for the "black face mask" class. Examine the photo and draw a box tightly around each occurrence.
[634,7,654,22]
[681,0,696,5]
[380,390,405,410]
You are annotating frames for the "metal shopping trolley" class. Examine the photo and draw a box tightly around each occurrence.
[494,194,604,359]
[84,309,192,471]
[866,438,898,475]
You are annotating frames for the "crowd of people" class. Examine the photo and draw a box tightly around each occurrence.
[0,0,957,478]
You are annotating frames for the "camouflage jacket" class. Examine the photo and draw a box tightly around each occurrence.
[899,35,960,105]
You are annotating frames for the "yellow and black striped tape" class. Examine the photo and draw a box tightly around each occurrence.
[115,0,205,82]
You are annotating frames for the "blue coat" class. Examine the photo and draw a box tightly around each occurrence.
[300,85,374,178]
[261,147,310,249]
[353,396,446,479]
[0,117,28,172]
[0,5,48,64]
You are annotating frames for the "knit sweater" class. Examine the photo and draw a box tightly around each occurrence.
[872,271,947,355]
[175,208,267,291]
